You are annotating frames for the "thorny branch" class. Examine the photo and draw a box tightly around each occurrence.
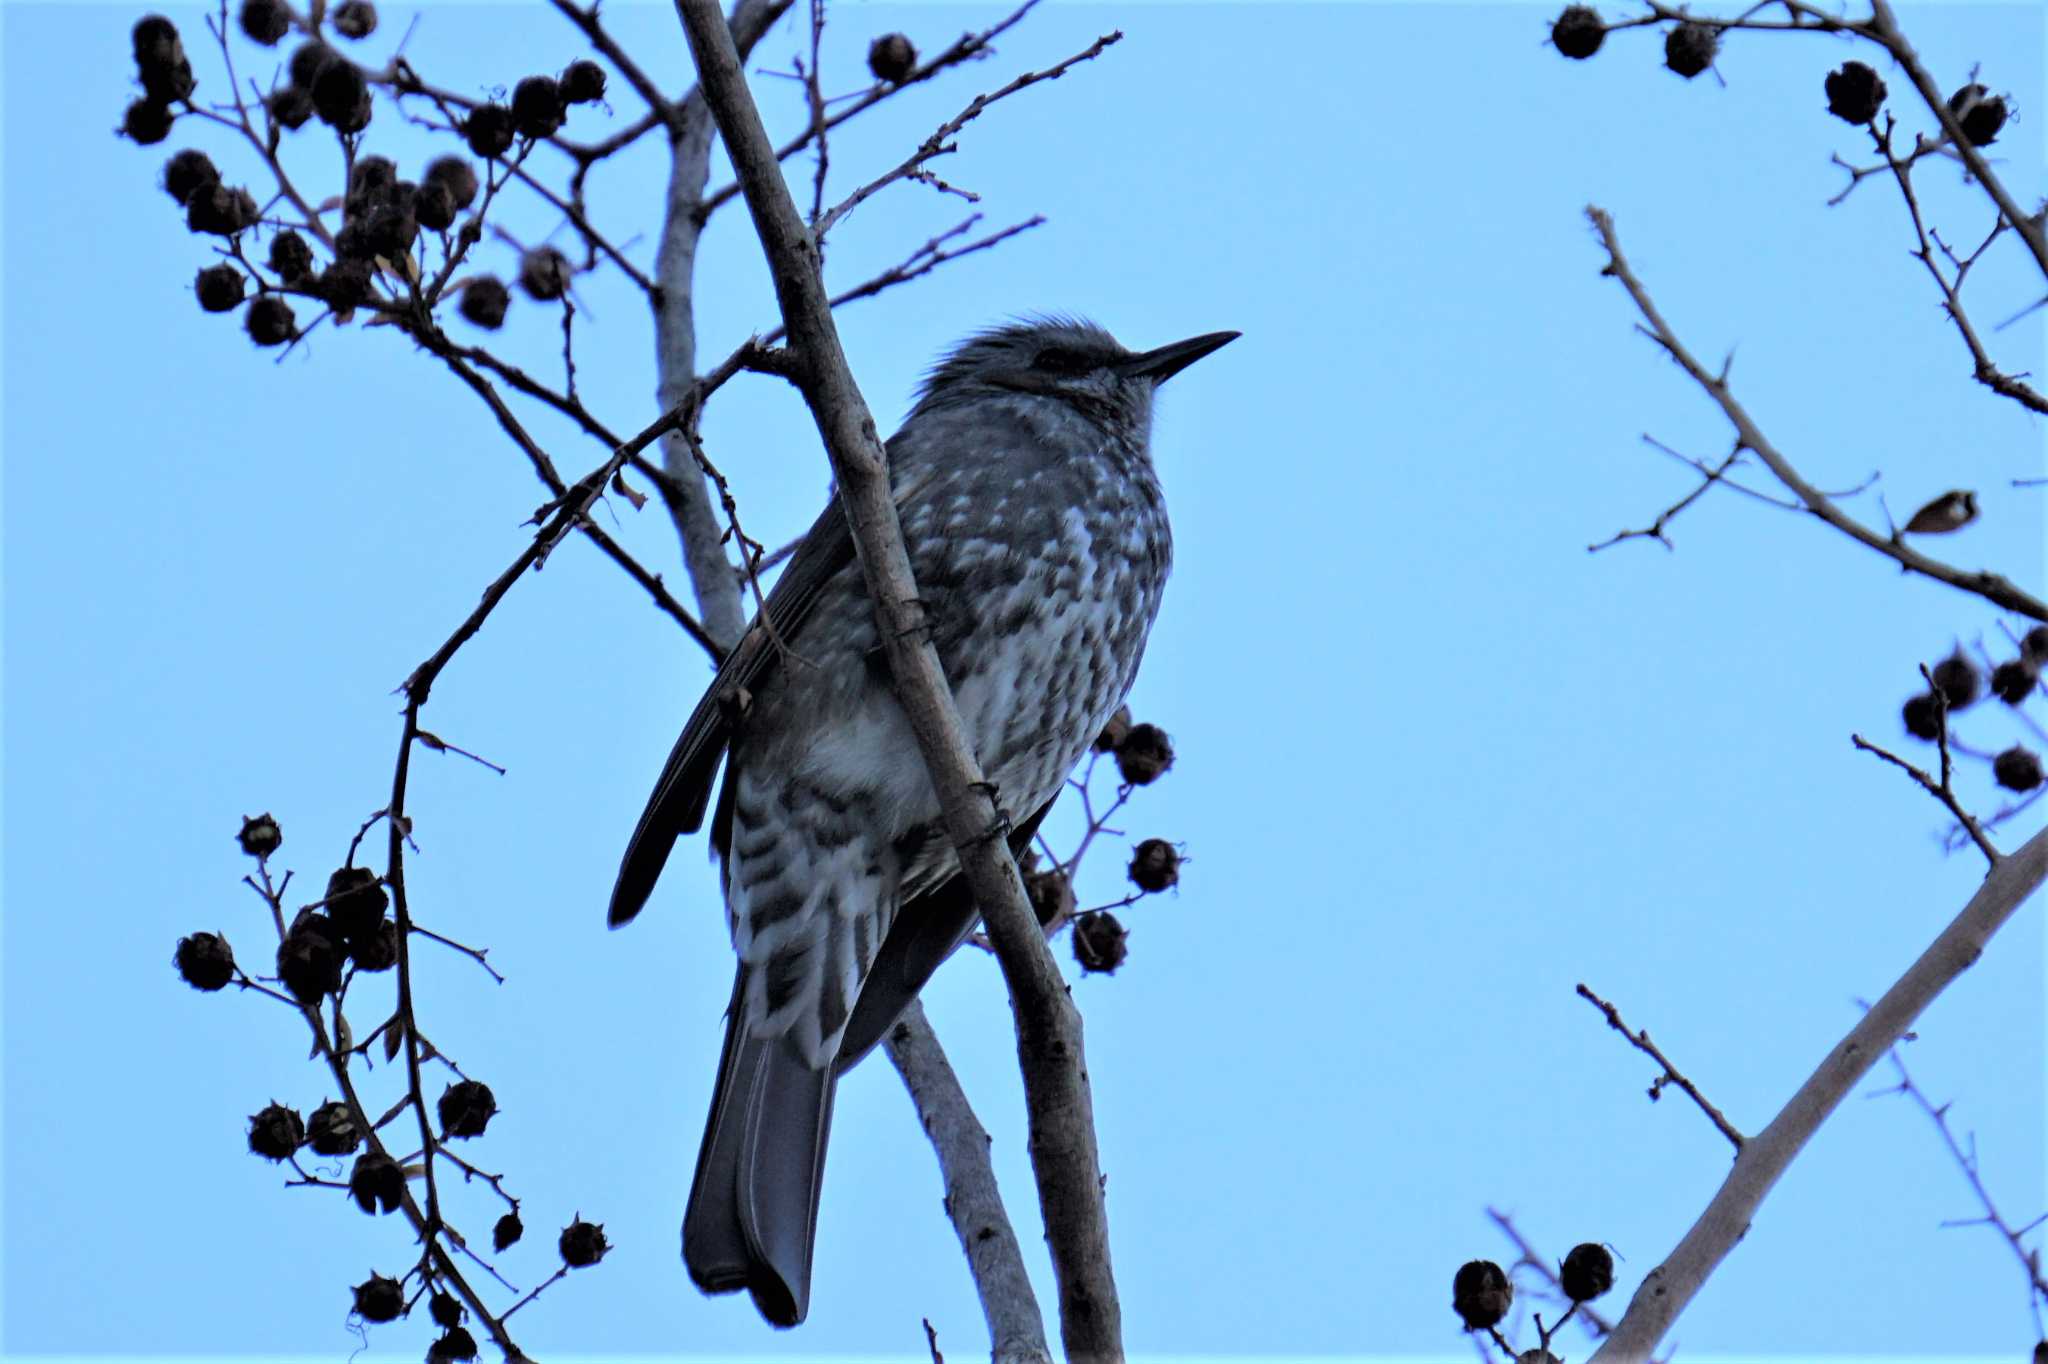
[1873,1047,2048,1338]
[1587,824,2048,1361]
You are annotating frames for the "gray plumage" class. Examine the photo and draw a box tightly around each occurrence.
[610,317,1236,1327]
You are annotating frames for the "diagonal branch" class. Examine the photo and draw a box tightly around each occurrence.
[1587,822,2048,1361]
[1588,206,2048,623]
[673,2,1121,1357]
[886,1004,1054,1364]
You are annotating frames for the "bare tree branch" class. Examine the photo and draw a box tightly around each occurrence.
[1588,205,2048,623]
[1588,822,2048,1361]
[886,1005,1054,1364]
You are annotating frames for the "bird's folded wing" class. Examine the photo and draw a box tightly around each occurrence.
[607,463,939,927]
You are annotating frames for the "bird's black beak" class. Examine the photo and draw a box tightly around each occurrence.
[1118,330,1240,385]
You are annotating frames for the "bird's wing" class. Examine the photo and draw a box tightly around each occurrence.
[833,798,1055,1073]
[608,463,939,928]
[608,498,852,927]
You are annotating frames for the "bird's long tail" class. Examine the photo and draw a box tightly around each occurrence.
[683,967,836,1328]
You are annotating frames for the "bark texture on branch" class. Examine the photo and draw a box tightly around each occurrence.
[670,2,1123,1356]
[1588,823,2048,1362]
[651,0,794,650]
[886,1003,1054,1364]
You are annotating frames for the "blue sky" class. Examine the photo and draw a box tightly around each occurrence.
[4,1,2045,1359]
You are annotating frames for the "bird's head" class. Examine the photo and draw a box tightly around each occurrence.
[910,316,1237,434]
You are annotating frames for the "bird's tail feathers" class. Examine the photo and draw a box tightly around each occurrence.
[683,968,836,1328]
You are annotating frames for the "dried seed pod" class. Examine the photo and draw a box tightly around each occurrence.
[1824,61,1887,124]
[1127,838,1181,893]
[867,33,917,84]
[1452,1259,1512,1331]
[351,1272,403,1323]
[559,1217,609,1267]
[247,1102,305,1160]
[246,294,297,346]
[174,932,235,990]
[1663,21,1718,79]
[1071,911,1128,974]
[239,0,290,46]
[1551,6,1604,60]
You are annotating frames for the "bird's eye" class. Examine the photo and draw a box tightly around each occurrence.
[1031,346,1094,376]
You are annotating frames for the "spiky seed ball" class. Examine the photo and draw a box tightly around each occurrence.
[429,1291,463,1329]
[414,179,456,232]
[424,155,479,209]
[123,99,175,145]
[196,264,247,313]
[163,148,219,205]
[349,920,399,972]
[2025,626,2048,666]
[288,40,338,89]
[237,812,282,857]
[561,59,606,104]
[276,912,345,1003]
[1552,6,1604,60]
[1931,650,1981,710]
[462,104,514,158]
[511,75,565,139]
[1560,1242,1615,1301]
[1115,723,1175,786]
[265,230,313,283]
[459,275,509,328]
[267,84,315,130]
[247,1102,305,1160]
[2034,1338,2048,1364]
[132,14,179,59]
[438,1080,497,1139]
[346,155,396,203]
[306,1100,362,1155]
[1664,21,1718,79]
[1995,746,2043,792]
[246,295,297,346]
[428,1327,479,1363]
[867,33,917,84]
[1992,658,2037,705]
[519,246,572,301]
[312,59,371,133]
[319,258,374,312]
[1025,867,1075,927]
[1127,839,1181,893]
[185,182,257,236]
[133,16,196,104]
[348,1152,405,1214]
[323,866,387,938]
[355,190,417,259]
[1071,911,1128,975]
[1947,84,2008,146]
[333,0,378,39]
[1516,1352,1562,1364]
[239,0,290,45]
[1825,61,1886,123]
[351,1273,402,1323]
[1452,1259,1513,1331]
[1094,705,1131,753]
[559,1218,609,1268]
[1901,691,1942,741]
[175,932,236,990]
[492,1211,524,1252]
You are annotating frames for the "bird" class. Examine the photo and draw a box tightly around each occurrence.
[609,316,1237,1327]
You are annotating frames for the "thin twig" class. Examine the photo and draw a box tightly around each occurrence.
[1576,984,1746,1151]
